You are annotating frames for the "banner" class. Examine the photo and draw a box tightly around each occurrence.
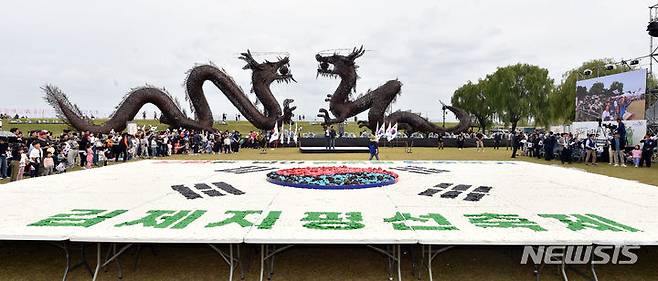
[575,69,646,122]
[570,120,646,146]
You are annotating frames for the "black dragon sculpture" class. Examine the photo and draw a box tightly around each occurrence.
[315,46,470,134]
[44,50,296,134]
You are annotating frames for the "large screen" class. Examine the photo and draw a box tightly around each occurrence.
[575,69,646,122]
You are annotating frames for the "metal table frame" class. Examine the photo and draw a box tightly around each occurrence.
[89,242,241,281]
[258,244,403,281]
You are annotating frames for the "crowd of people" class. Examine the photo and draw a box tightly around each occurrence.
[0,118,656,182]
[0,126,283,182]
[504,119,657,168]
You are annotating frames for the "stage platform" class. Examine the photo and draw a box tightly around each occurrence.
[1,160,657,246]
[3,160,658,281]
[299,146,370,153]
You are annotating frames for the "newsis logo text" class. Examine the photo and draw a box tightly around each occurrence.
[521,245,640,265]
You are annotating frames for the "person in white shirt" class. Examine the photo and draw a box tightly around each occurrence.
[28,142,43,177]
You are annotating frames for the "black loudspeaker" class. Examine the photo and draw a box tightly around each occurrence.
[648,21,658,37]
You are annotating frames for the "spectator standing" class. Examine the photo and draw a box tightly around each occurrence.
[324,126,331,150]
[544,132,556,161]
[42,152,55,175]
[616,118,626,148]
[610,133,625,167]
[640,134,656,168]
[475,132,484,152]
[457,133,465,150]
[368,135,380,161]
[29,142,43,177]
[511,131,521,158]
[584,134,598,165]
[0,138,8,179]
[9,145,21,181]
[328,126,337,150]
[437,133,444,150]
[631,145,642,168]
[116,134,129,162]
[559,133,573,164]
[493,132,501,150]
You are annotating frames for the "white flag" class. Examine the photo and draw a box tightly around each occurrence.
[293,123,299,143]
[269,122,279,143]
[386,123,398,141]
[287,123,292,144]
[382,122,391,140]
[375,122,385,139]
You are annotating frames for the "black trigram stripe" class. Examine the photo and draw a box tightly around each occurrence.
[440,191,461,199]
[451,184,472,191]
[464,193,486,202]
[472,186,492,193]
[171,185,202,200]
[202,189,224,197]
[216,166,278,174]
[194,183,213,190]
[391,166,449,174]
[212,182,245,195]
[435,183,452,189]
[418,188,442,197]
[419,183,453,196]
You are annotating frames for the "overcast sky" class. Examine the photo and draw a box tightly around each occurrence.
[0,0,654,121]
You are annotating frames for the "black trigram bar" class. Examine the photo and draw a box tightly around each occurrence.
[418,183,453,196]
[391,166,449,174]
[212,182,245,195]
[440,191,461,199]
[418,183,492,202]
[435,183,452,189]
[171,185,203,200]
[464,186,492,202]
[215,166,278,174]
[202,189,224,197]
[472,186,492,193]
[464,193,486,202]
[194,183,213,190]
[418,189,442,196]
[194,183,225,197]
[451,184,472,191]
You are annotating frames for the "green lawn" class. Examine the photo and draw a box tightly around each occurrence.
[2,147,657,186]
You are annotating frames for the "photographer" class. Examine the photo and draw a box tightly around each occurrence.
[584,134,598,165]
[616,118,626,148]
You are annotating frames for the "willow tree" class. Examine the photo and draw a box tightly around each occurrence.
[486,64,554,132]
[451,79,494,132]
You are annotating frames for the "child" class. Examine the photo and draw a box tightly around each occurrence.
[43,152,55,176]
[17,147,27,181]
[631,145,642,168]
[86,144,94,169]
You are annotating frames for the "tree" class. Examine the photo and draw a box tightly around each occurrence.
[486,64,554,132]
[451,79,494,132]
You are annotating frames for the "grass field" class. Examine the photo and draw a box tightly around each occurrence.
[1,147,657,280]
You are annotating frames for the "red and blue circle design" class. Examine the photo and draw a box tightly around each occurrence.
[266,166,399,190]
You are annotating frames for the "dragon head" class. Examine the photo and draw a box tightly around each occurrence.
[315,46,365,79]
[239,50,296,85]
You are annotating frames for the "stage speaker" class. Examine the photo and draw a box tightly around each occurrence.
[648,21,658,37]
